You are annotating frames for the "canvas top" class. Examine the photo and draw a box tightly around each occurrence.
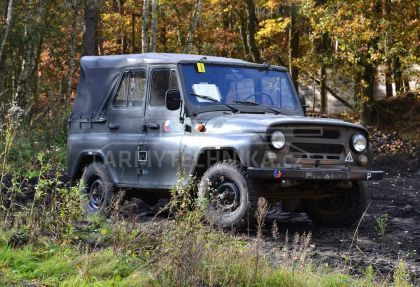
[80,53,252,68]
[71,53,287,121]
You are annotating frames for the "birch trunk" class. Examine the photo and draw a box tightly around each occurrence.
[184,0,202,54]
[0,0,14,67]
[149,0,158,52]
[141,0,150,53]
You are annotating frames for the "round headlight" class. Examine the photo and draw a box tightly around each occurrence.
[271,131,286,149]
[352,133,367,152]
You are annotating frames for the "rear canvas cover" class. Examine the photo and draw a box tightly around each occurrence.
[71,57,125,121]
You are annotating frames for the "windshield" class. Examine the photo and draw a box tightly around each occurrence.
[181,64,298,114]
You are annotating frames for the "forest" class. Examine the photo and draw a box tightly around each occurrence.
[0,0,418,123]
[0,0,419,286]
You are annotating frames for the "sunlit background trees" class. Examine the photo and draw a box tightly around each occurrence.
[0,0,418,125]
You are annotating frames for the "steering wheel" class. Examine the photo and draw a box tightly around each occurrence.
[244,92,274,106]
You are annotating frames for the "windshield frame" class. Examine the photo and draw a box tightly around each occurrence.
[177,61,303,117]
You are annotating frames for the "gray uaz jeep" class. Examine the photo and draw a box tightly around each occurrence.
[68,53,383,227]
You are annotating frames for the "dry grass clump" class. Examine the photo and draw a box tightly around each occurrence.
[151,178,257,286]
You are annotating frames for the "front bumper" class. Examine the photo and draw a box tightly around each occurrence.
[247,167,384,181]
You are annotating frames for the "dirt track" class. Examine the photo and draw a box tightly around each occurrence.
[262,170,419,284]
[132,152,420,284]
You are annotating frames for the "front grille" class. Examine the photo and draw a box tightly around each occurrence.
[289,143,344,154]
[293,128,340,139]
[269,125,352,165]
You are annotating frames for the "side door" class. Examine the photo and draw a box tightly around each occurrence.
[143,67,184,188]
[105,69,147,186]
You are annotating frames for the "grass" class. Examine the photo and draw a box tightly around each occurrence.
[0,244,150,286]
[0,242,364,287]
[0,197,414,287]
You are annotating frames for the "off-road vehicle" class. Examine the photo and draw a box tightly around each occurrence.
[68,53,383,227]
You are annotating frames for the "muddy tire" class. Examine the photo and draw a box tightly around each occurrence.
[81,162,116,216]
[198,160,258,229]
[303,181,368,227]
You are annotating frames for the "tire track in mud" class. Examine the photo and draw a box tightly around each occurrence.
[261,172,420,284]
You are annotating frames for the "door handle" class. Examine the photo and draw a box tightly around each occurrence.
[108,123,120,130]
[146,123,160,130]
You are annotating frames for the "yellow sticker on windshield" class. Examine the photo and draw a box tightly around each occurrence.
[196,62,206,73]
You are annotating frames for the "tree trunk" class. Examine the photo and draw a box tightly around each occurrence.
[382,0,393,98]
[65,1,79,109]
[244,0,260,62]
[237,11,251,61]
[149,0,158,52]
[131,13,136,53]
[119,0,127,54]
[393,56,403,94]
[160,24,167,50]
[360,63,377,125]
[184,0,203,53]
[15,0,46,110]
[141,0,150,53]
[83,0,100,56]
[384,60,393,97]
[320,64,327,113]
[288,4,299,93]
[0,0,13,68]
[403,80,410,92]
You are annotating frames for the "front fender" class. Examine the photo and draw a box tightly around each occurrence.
[180,132,265,175]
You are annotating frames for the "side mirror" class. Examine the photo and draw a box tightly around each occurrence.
[165,89,181,111]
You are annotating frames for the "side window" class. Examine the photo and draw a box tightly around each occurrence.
[150,69,179,107]
[113,71,147,108]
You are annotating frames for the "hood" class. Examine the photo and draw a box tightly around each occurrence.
[197,113,367,134]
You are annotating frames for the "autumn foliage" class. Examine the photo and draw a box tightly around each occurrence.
[0,0,418,125]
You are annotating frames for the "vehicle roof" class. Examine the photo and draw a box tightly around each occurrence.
[80,53,287,70]
[72,53,288,121]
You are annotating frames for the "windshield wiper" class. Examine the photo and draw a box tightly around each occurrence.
[233,100,282,115]
[189,93,238,113]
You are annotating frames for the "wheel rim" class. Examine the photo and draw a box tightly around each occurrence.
[209,180,241,215]
[88,178,104,210]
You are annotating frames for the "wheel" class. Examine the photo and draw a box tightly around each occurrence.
[198,160,258,228]
[81,162,116,216]
[303,181,368,227]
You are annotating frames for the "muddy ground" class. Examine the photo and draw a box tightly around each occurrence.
[262,157,420,285]
[128,151,420,284]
